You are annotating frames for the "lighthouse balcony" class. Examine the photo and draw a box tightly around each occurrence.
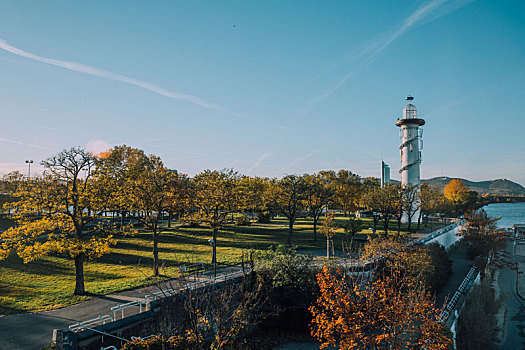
[395,118,425,127]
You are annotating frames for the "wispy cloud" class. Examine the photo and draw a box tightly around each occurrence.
[0,39,217,109]
[303,0,474,112]
[0,136,55,151]
[247,152,274,174]
[280,150,320,174]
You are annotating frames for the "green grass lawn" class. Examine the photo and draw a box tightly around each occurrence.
[0,216,437,314]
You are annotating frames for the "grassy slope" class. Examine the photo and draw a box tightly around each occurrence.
[0,217,427,314]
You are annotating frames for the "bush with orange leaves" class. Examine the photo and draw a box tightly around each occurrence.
[310,264,451,349]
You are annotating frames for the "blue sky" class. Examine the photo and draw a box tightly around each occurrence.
[1,0,524,185]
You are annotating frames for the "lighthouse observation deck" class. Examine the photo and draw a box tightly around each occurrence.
[396,102,425,126]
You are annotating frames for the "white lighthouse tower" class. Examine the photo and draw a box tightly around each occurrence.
[396,96,425,222]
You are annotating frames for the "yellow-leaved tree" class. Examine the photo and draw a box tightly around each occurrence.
[189,169,240,265]
[0,147,127,295]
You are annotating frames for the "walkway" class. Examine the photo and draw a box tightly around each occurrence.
[494,241,525,350]
[0,266,243,350]
[435,245,472,309]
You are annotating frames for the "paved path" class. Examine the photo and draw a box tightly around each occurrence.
[0,267,242,350]
[435,245,472,309]
[494,241,525,350]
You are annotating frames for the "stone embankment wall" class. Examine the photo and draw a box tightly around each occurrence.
[420,221,464,251]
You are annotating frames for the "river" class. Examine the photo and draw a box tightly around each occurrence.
[482,202,525,228]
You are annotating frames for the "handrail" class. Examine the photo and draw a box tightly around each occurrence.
[69,314,114,332]
[69,266,249,337]
[438,266,478,324]
[110,299,147,320]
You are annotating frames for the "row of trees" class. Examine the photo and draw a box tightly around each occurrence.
[0,146,480,295]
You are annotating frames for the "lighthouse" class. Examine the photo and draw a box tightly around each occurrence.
[396,96,425,222]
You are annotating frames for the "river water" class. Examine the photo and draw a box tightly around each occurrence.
[482,202,525,228]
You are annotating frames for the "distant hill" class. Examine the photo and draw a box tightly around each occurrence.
[423,177,525,196]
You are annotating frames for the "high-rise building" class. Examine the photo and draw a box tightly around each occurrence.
[381,161,390,187]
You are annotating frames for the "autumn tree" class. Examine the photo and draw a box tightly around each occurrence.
[132,158,184,276]
[444,179,470,216]
[365,184,397,238]
[238,176,271,223]
[459,209,505,260]
[403,184,421,232]
[270,175,306,246]
[341,218,362,252]
[310,264,450,349]
[320,211,337,258]
[391,184,405,236]
[98,145,185,276]
[304,173,334,241]
[190,169,239,265]
[329,170,361,216]
[0,171,24,215]
[419,183,443,230]
[0,147,124,295]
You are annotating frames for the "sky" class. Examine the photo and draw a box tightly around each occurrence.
[0,0,524,185]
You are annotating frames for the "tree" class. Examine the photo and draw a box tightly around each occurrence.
[333,170,362,216]
[310,264,451,349]
[238,176,271,223]
[391,184,404,237]
[98,145,185,276]
[190,169,239,265]
[270,175,306,246]
[0,171,24,215]
[304,173,334,241]
[320,212,337,258]
[0,148,123,295]
[444,179,470,216]
[365,184,397,238]
[419,183,442,230]
[459,209,504,260]
[341,218,362,252]
[402,184,421,232]
[133,159,183,276]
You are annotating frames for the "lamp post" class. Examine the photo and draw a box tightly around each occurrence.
[25,160,33,179]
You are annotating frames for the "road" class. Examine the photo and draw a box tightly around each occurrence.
[494,241,525,350]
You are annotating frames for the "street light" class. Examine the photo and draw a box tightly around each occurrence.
[25,160,33,179]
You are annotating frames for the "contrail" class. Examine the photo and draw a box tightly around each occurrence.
[0,39,217,109]
[303,0,474,111]
[247,152,274,174]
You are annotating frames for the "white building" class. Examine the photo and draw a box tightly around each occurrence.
[395,96,425,222]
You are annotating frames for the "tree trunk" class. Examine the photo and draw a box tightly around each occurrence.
[288,220,294,246]
[168,211,172,228]
[397,219,402,236]
[327,238,330,259]
[212,227,218,264]
[313,218,318,241]
[74,254,85,295]
[407,216,412,233]
[383,216,389,238]
[153,230,159,276]
[417,211,423,230]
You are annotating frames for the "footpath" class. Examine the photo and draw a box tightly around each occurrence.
[435,245,472,308]
[0,267,242,350]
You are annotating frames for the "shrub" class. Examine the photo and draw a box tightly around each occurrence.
[426,243,452,292]
[456,277,502,350]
